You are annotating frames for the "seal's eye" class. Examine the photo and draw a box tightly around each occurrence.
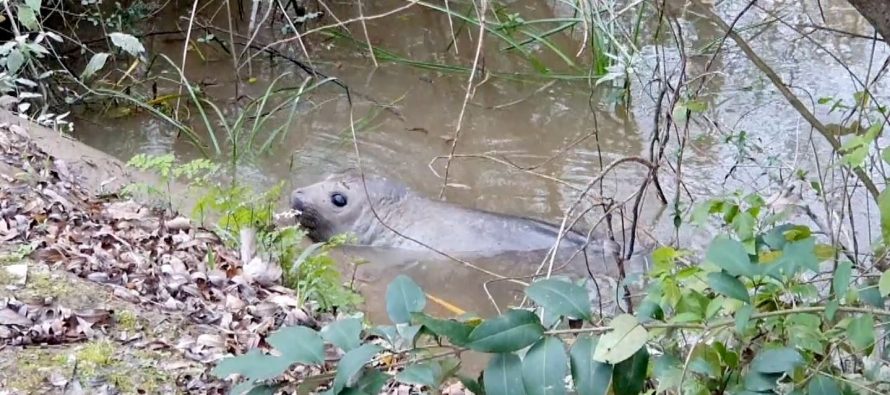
[331,193,348,207]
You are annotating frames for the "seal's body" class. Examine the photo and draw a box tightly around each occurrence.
[289,172,602,256]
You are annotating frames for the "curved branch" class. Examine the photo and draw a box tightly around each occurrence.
[694,1,881,202]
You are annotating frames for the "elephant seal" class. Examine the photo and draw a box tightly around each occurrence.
[289,171,607,257]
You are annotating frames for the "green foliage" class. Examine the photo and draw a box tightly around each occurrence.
[211,196,890,394]
[214,276,649,394]
[266,326,325,365]
[611,347,649,395]
[385,275,427,324]
[521,336,568,395]
[320,317,363,353]
[568,335,612,395]
[281,235,363,311]
[525,278,592,322]
[124,153,362,313]
[483,353,526,395]
[591,314,647,365]
[464,309,544,353]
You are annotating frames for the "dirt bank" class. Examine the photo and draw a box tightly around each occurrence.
[0,110,321,393]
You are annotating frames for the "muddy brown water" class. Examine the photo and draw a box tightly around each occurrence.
[69,0,890,371]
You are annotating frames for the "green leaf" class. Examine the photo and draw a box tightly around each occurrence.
[636,300,664,323]
[825,300,839,321]
[5,49,24,75]
[612,347,649,395]
[525,278,592,321]
[652,246,679,274]
[685,99,708,112]
[16,5,38,30]
[713,342,739,368]
[780,237,819,272]
[108,32,146,57]
[411,312,475,346]
[735,304,753,334]
[761,223,795,250]
[859,284,884,307]
[385,275,426,324]
[689,351,719,378]
[25,0,41,11]
[341,369,389,395]
[569,335,612,395]
[670,312,702,324]
[232,381,265,395]
[331,343,382,394]
[706,237,755,277]
[266,325,325,365]
[705,296,724,320]
[786,313,821,327]
[847,314,875,352]
[483,353,526,395]
[459,375,485,395]
[81,52,109,81]
[880,270,890,297]
[653,354,682,393]
[732,211,756,241]
[750,347,804,374]
[521,336,568,395]
[840,134,870,168]
[789,328,824,354]
[371,325,399,348]
[395,362,443,388]
[744,371,782,392]
[676,291,709,318]
[807,375,841,395]
[880,188,890,245]
[211,349,292,382]
[539,306,561,329]
[592,314,648,364]
[466,309,544,353]
[707,271,750,303]
[320,317,363,352]
[833,261,853,298]
[672,103,689,122]
[396,324,421,346]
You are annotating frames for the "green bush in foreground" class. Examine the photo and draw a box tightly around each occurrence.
[212,191,890,395]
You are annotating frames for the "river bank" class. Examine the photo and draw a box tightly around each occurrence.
[0,110,468,394]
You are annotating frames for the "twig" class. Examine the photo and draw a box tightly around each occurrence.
[543,157,658,279]
[356,0,378,67]
[173,0,202,119]
[439,0,488,199]
[546,305,890,336]
[799,23,886,42]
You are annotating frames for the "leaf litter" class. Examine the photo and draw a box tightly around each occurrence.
[0,121,477,394]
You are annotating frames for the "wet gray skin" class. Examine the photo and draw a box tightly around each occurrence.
[289,171,606,257]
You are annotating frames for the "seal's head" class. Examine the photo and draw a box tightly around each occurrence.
[289,171,409,243]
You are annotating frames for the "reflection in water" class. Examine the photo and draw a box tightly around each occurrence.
[70,0,890,327]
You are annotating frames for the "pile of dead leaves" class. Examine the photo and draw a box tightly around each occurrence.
[0,122,325,390]
[0,296,113,346]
